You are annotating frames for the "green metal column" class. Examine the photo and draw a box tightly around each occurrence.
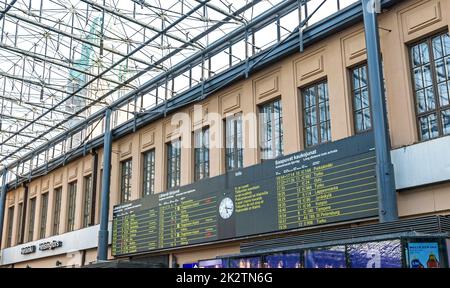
[362,0,398,222]
[97,109,112,261]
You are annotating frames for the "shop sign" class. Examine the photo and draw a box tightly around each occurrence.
[39,240,63,251]
[19,240,63,255]
[21,245,36,255]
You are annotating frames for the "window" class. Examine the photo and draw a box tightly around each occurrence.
[167,139,181,189]
[194,127,210,181]
[52,187,62,235]
[410,32,450,140]
[302,81,331,147]
[120,159,132,203]
[16,202,24,244]
[142,150,156,196]
[67,182,77,232]
[260,100,284,160]
[6,206,14,247]
[225,113,243,171]
[40,193,49,239]
[351,64,372,133]
[82,175,93,228]
[27,198,36,242]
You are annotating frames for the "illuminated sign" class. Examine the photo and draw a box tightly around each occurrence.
[19,240,63,256]
[39,240,63,251]
[112,133,378,256]
[20,246,36,255]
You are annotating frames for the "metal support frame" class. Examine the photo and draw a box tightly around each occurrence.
[0,0,211,165]
[0,0,17,21]
[362,0,398,222]
[0,169,8,249]
[97,108,112,261]
[2,0,400,192]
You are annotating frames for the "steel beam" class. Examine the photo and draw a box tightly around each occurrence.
[0,70,108,102]
[0,0,17,21]
[0,43,130,88]
[0,113,65,130]
[4,11,155,69]
[0,1,210,163]
[97,108,112,261]
[81,0,204,50]
[362,0,398,222]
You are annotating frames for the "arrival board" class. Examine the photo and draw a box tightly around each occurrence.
[112,132,378,256]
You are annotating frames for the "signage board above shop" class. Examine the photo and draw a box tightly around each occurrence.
[21,245,36,255]
[112,132,379,256]
[19,240,63,255]
[1,224,111,266]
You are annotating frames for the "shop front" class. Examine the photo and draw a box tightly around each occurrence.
[210,234,449,268]
[195,216,450,269]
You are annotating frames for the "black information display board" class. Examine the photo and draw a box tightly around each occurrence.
[112,132,378,256]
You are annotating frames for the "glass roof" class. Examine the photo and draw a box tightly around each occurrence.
[0,0,358,179]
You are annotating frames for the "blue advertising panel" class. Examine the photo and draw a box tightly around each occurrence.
[229,257,263,268]
[408,242,440,268]
[305,246,346,268]
[182,262,199,268]
[265,253,302,268]
[348,240,402,268]
[198,259,223,268]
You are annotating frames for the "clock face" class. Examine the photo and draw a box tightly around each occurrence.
[219,197,234,219]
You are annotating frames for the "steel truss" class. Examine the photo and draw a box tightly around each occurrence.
[0,0,366,186]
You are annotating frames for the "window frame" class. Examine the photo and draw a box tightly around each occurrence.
[39,192,49,239]
[142,149,156,196]
[16,202,24,244]
[408,31,450,141]
[52,187,62,236]
[193,126,210,181]
[349,62,373,134]
[82,175,93,228]
[301,79,331,148]
[224,113,243,172]
[6,206,14,247]
[166,139,181,189]
[67,181,77,232]
[259,98,284,161]
[27,197,36,242]
[120,158,133,203]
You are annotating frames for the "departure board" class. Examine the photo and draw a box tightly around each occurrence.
[112,132,378,256]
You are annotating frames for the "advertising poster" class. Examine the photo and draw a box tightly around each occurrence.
[198,259,223,268]
[348,240,402,268]
[408,242,440,268]
[305,246,346,268]
[229,257,263,268]
[265,253,302,268]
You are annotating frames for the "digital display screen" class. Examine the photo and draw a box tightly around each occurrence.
[112,133,378,256]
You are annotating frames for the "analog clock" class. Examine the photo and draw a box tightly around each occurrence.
[219,197,234,219]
